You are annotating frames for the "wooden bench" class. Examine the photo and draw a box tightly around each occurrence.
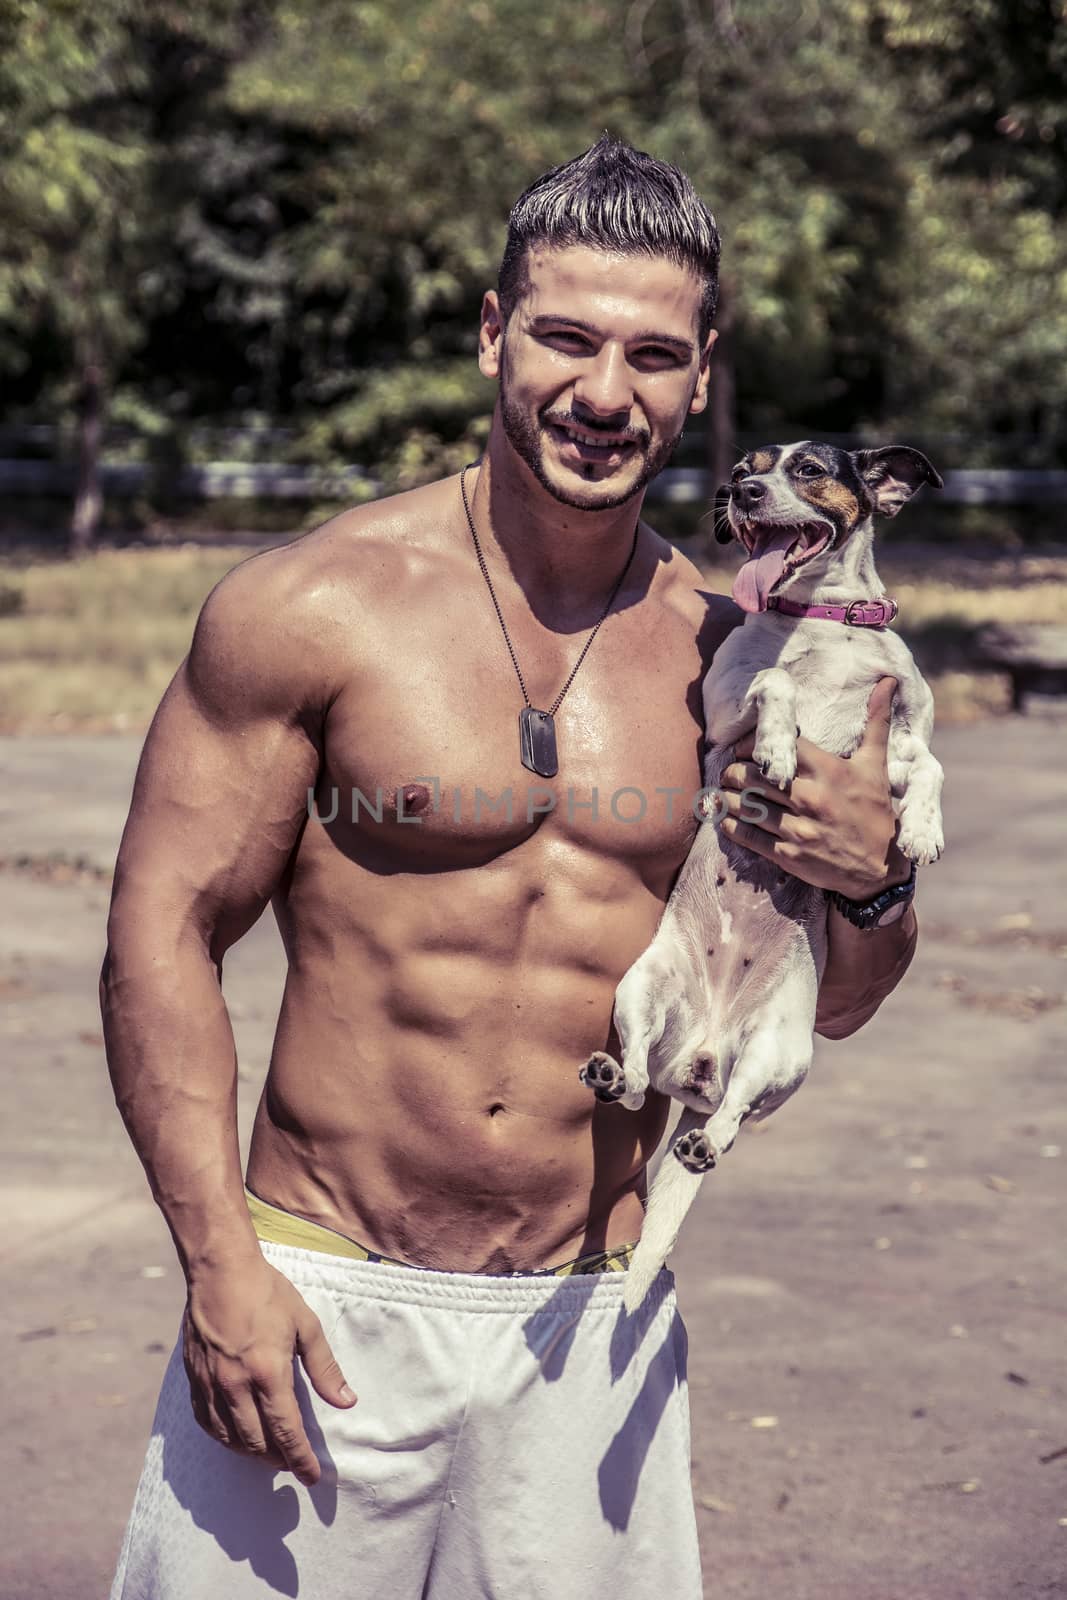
[975,624,1067,711]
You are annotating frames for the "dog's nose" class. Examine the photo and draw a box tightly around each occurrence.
[733,478,767,510]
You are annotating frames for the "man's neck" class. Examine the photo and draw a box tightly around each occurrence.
[466,428,645,626]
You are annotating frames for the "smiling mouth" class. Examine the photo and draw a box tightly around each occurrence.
[547,421,641,461]
[731,517,835,614]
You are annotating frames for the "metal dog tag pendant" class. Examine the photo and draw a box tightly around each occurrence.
[519,708,558,778]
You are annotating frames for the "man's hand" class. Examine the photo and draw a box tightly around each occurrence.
[716,677,909,900]
[183,1255,356,1487]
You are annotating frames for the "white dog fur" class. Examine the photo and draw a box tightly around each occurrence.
[580,441,945,1311]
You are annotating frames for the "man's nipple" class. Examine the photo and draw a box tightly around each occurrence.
[393,783,434,818]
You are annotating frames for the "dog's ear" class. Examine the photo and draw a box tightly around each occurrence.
[853,447,943,518]
[712,483,734,545]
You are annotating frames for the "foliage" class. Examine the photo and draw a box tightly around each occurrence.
[0,0,1064,520]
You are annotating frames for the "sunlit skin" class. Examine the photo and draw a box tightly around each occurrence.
[101,244,916,1486]
[486,245,712,511]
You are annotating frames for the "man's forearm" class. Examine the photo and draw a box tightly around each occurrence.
[100,916,262,1282]
[814,902,918,1040]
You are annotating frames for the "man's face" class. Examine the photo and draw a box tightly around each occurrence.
[479,245,714,512]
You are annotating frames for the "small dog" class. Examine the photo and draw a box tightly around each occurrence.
[580,441,945,1311]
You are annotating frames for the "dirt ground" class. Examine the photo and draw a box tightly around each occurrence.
[1,716,1065,1600]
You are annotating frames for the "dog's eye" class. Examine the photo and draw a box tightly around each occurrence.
[796,462,825,478]
[731,466,747,483]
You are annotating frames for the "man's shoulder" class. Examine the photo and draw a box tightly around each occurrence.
[644,526,745,663]
[205,478,455,630]
[303,474,458,558]
[187,479,456,720]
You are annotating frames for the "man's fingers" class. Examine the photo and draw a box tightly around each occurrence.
[192,1380,285,1469]
[720,812,795,863]
[217,1388,277,1463]
[856,676,897,759]
[258,1386,323,1486]
[719,789,818,843]
[720,787,787,834]
[191,1387,232,1449]
[720,763,812,813]
[296,1311,357,1409]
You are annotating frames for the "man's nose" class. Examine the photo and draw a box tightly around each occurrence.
[573,345,633,418]
[733,477,768,511]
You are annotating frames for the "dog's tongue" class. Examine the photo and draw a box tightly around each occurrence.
[731,529,800,614]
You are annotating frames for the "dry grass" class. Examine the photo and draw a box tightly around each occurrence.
[698,545,1067,725]
[0,546,252,732]
[866,548,1067,722]
[1,540,1066,733]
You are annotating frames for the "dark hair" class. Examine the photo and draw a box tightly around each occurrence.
[498,135,721,342]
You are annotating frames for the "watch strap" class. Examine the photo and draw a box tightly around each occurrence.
[829,860,917,930]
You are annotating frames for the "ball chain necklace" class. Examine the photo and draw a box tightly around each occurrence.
[460,463,640,780]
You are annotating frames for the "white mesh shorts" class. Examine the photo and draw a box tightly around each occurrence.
[110,1239,702,1600]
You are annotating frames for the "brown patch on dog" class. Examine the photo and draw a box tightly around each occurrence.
[749,449,779,474]
[802,478,861,530]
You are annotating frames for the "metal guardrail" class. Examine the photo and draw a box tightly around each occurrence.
[0,459,378,500]
[2,459,1067,505]
[646,467,1067,504]
[937,470,1067,505]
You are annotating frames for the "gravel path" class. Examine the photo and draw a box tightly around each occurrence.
[1,720,1064,1599]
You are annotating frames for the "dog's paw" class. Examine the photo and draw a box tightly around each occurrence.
[579,1052,644,1109]
[897,815,945,867]
[751,735,796,790]
[674,1128,718,1173]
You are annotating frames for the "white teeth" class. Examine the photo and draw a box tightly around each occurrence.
[562,428,626,448]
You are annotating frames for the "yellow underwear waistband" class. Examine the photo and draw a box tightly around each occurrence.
[245,1187,635,1277]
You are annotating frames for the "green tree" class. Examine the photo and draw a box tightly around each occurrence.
[0,1,153,550]
[0,0,262,550]
[1,0,1063,547]
[869,0,1067,457]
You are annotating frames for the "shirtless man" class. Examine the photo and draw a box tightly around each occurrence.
[104,138,917,1599]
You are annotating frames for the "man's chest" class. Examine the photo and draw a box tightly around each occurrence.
[313,588,709,874]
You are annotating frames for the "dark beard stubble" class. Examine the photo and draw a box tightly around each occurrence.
[498,340,690,512]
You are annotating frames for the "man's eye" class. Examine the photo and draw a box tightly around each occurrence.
[545,331,590,350]
[635,347,682,366]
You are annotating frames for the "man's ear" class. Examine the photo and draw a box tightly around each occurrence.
[479,291,505,380]
[853,447,943,518]
[688,328,718,417]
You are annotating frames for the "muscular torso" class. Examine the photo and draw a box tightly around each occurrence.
[244,477,737,1271]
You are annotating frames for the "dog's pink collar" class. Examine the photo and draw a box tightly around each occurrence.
[766,595,899,627]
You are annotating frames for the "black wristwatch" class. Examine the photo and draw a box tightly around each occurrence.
[829,861,917,930]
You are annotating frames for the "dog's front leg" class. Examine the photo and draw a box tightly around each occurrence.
[886,669,945,865]
[706,666,798,789]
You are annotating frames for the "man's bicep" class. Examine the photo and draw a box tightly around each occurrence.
[111,579,323,954]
